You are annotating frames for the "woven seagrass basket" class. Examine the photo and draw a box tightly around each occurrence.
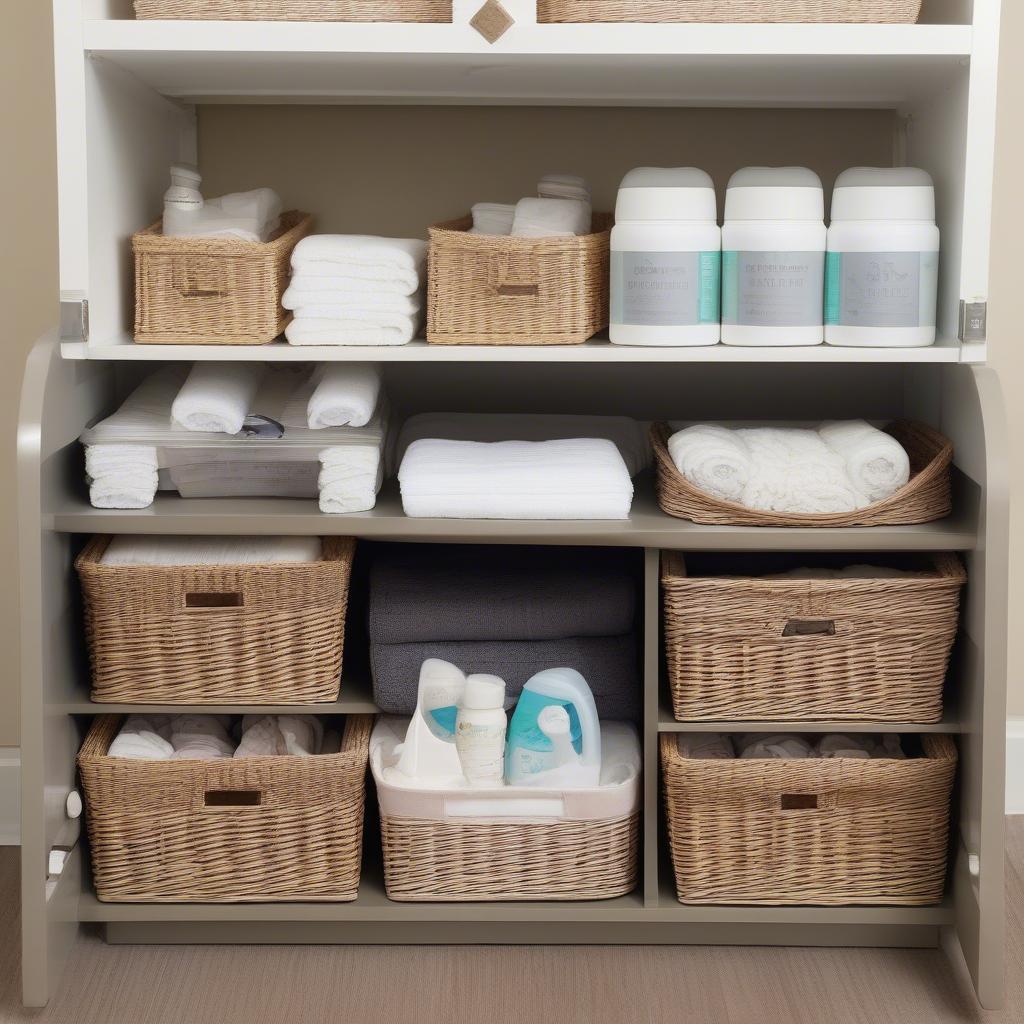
[538,1,921,23]
[134,1,451,21]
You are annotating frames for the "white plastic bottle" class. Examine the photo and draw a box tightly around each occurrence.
[455,674,507,788]
[610,167,721,346]
[825,167,939,347]
[721,167,826,346]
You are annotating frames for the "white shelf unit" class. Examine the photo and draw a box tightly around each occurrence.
[19,0,1008,1012]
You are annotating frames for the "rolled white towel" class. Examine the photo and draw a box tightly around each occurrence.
[676,733,734,760]
[817,734,874,759]
[819,420,911,503]
[469,202,516,236]
[307,363,382,429]
[170,714,235,760]
[318,445,382,514]
[285,316,418,347]
[511,197,592,238]
[234,715,288,758]
[282,288,422,316]
[290,235,427,295]
[538,173,592,203]
[667,425,752,504]
[171,362,265,435]
[739,734,813,759]
[278,714,324,757]
[107,715,175,760]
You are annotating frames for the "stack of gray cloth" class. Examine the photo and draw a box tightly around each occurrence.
[368,544,641,720]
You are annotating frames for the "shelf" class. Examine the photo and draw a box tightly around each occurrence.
[48,476,979,551]
[657,703,962,734]
[61,335,977,364]
[82,21,972,107]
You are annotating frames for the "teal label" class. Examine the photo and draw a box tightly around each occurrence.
[722,250,825,328]
[825,251,938,329]
[611,250,721,327]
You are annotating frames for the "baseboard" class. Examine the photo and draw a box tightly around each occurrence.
[0,747,18,845]
[1008,719,1024,815]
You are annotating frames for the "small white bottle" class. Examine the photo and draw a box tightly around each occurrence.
[610,167,721,346]
[825,167,939,347]
[721,167,826,346]
[455,674,507,788]
[162,163,205,237]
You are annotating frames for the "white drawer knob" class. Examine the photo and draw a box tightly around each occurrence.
[65,790,83,820]
[968,853,981,878]
[48,849,68,876]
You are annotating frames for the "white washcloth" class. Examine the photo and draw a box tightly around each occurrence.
[398,438,634,520]
[469,202,516,236]
[285,316,418,347]
[170,714,234,761]
[101,535,321,566]
[739,734,814,759]
[676,733,735,760]
[89,472,159,510]
[396,413,651,478]
[538,173,592,203]
[318,445,383,514]
[290,235,427,295]
[171,362,265,435]
[819,420,911,503]
[511,197,592,238]
[281,272,418,297]
[287,296,422,319]
[278,715,324,757]
[667,425,752,504]
[874,735,906,760]
[306,364,382,430]
[234,716,288,758]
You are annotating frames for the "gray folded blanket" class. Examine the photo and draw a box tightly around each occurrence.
[371,635,641,720]
[368,544,638,644]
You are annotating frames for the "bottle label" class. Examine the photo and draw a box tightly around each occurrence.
[611,250,721,327]
[722,250,825,327]
[825,251,938,328]
[455,721,506,784]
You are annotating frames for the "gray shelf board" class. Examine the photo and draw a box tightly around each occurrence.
[657,703,961,734]
[47,478,979,552]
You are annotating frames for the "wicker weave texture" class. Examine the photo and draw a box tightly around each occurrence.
[79,714,372,902]
[134,0,452,21]
[426,214,611,345]
[537,1,921,22]
[662,552,965,723]
[652,419,953,527]
[132,211,311,345]
[661,733,956,905]
[380,812,639,901]
[76,536,355,705]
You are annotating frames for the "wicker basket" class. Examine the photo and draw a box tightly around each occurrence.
[538,1,921,23]
[661,733,956,905]
[76,536,355,705]
[652,419,953,527]
[132,211,312,345]
[79,714,372,902]
[134,1,452,21]
[427,214,611,345]
[662,552,965,723]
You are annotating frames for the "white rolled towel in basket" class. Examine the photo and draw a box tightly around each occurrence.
[819,419,911,503]
[171,362,265,435]
[666,425,752,504]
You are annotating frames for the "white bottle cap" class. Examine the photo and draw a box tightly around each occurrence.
[725,166,824,222]
[537,704,572,737]
[830,166,935,222]
[462,674,506,710]
[615,167,718,222]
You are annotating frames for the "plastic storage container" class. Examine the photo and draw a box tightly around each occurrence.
[610,167,721,346]
[79,714,372,902]
[826,167,940,347]
[371,716,641,901]
[721,167,826,346]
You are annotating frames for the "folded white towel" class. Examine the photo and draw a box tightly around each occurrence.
[676,733,735,760]
[667,425,752,504]
[396,413,651,478]
[285,316,418,347]
[817,734,874,759]
[398,438,634,520]
[234,715,288,758]
[511,197,592,238]
[281,271,419,297]
[739,734,813,759]
[290,235,427,295]
[170,714,235,761]
[107,715,175,760]
[87,443,159,509]
[306,364,382,430]
[163,187,282,243]
[469,202,516,236]
[85,444,159,478]
[285,295,423,318]
[171,362,265,435]
[318,445,383,514]
[278,715,324,757]
[538,173,592,204]
[819,419,911,503]
[101,535,321,566]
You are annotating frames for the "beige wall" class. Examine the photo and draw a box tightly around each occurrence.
[0,4,1020,744]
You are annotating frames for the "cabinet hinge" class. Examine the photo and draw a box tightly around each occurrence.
[959,300,987,343]
[60,296,89,344]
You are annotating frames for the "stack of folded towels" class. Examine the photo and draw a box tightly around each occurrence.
[666,419,911,515]
[282,235,428,346]
[395,412,650,520]
[470,173,593,238]
[677,733,906,760]
[368,543,641,719]
[107,713,341,760]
